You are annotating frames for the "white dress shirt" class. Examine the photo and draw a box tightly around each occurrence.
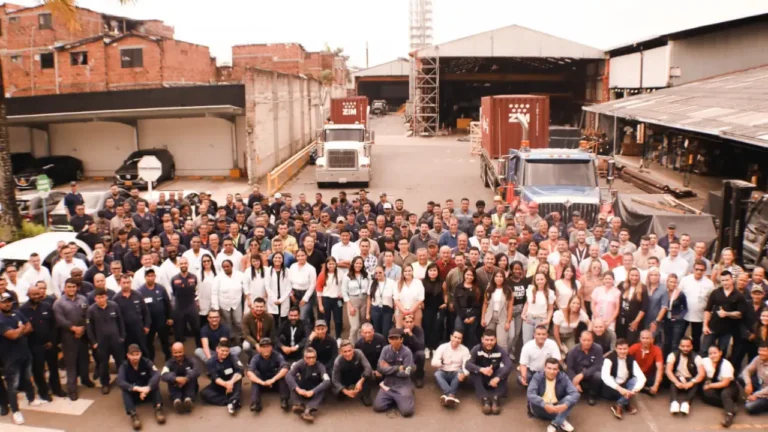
[160,258,181,285]
[331,241,360,279]
[211,270,246,311]
[22,266,52,296]
[132,265,168,291]
[602,356,646,391]
[198,270,216,316]
[288,263,317,302]
[393,279,425,311]
[679,274,715,323]
[6,277,31,303]
[215,250,245,273]
[51,258,87,294]
[181,248,212,277]
[105,274,121,293]
[660,255,689,279]
[245,268,269,301]
[520,338,561,372]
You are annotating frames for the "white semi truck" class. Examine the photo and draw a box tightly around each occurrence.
[315,123,373,188]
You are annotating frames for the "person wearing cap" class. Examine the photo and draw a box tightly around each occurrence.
[132,253,167,291]
[1,291,46,425]
[308,319,338,373]
[138,269,173,362]
[658,223,679,255]
[466,329,514,415]
[566,211,583,236]
[286,347,331,423]
[246,336,290,412]
[161,342,199,413]
[21,284,67,401]
[381,202,395,225]
[269,193,284,219]
[64,181,84,217]
[87,288,126,394]
[117,344,165,430]
[201,339,244,414]
[373,328,416,417]
[332,339,374,406]
[54,277,94,400]
[375,193,389,215]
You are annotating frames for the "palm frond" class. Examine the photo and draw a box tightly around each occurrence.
[42,0,80,31]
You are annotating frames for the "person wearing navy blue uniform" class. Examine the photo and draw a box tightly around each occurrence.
[21,284,66,400]
[161,342,200,413]
[63,182,84,217]
[308,319,338,374]
[246,337,290,412]
[117,344,165,430]
[373,328,416,417]
[113,274,151,357]
[332,340,374,406]
[86,289,126,393]
[170,259,201,347]
[201,340,244,414]
[53,278,94,401]
[286,347,331,423]
[402,314,426,388]
[137,269,172,362]
[195,310,241,363]
[465,329,513,415]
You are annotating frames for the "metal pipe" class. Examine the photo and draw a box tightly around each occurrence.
[509,113,529,142]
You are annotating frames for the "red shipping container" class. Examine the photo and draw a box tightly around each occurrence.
[330,96,368,125]
[480,95,550,158]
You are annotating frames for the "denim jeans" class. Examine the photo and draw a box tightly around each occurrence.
[435,370,460,395]
[700,332,731,357]
[530,401,576,427]
[663,320,687,357]
[522,316,547,345]
[321,296,344,339]
[601,377,637,407]
[370,305,394,338]
[3,358,35,412]
[744,380,768,415]
[455,316,479,348]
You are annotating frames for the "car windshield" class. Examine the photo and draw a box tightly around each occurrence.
[325,129,364,142]
[523,160,597,186]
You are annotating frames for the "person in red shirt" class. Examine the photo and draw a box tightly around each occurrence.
[436,246,456,281]
[601,239,623,270]
[628,330,664,395]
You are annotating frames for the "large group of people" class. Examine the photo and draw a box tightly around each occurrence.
[1,184,767,430]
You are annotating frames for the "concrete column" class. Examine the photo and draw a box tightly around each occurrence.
[288,76,295,154]
[272,71,280,167]
[300,79,307,146]
[244,69,256,184]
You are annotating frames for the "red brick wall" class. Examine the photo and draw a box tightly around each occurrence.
[138,20,174,38]
[4,6,103,51]
[161,39,215,85]
[231,43,306,80]
[57,39,108,94]
[106,35,162,90]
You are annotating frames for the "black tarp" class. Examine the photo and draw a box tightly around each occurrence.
[613,193,717,248]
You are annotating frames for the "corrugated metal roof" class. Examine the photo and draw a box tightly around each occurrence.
[413,25,605,59]
[584,65,768,148]
[351,58,410,77]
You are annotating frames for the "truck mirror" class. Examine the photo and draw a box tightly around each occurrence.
[607,159,616,184]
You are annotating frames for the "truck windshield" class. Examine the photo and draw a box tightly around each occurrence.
[523,160,597,186]
[325,129,364,142]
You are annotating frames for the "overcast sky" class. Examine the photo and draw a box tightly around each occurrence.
[19,0,768,68]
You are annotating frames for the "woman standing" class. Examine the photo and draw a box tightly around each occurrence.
[553,296,591,354]
[495,253,511,278]
[616,268,648,345]
[317,257,343,341]
[422,263,446,357]
[198,255,217,329]
[555,265,580,312]
[527,241,539,265]
[453,267,482,348]
[266,252,292,326]
[521,273,555,344]
[700,345,740,428]
[711,248,744,285]
[508,261,528,360]
[342,256,371,343]
[554,251,577,279]
[644,267,667,343]
[579,260,603,318]
[653,274,688,357]
[590,271,621,331]
[481,270,514,350]
[394,266,425,328]
[288,249,317,325]
[367,265,396,337]
[247,255,268,303]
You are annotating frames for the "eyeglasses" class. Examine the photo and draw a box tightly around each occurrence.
[304,355,317,360]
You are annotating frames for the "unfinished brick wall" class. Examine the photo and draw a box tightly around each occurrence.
[106,35,163,90]
[161,39,216,85]
[57,40,108,94]
[231,43,307,80]
[138,20,174,38]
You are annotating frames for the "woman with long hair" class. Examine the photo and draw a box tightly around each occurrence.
[495,253,511,278]
[579,259,603,317]
[394,266,425,328]
[700,345,740,428]
[616,268,647,345]
[247,255,268,303]
[711,248,744,285]
[481,270,514,350]
[342,256,371,343]
[644,267,666,342]
[536,262,556,291]
[527,242,539,265]
[553,295,591,354]
[198,254,217,328]
[317,257,343,341]
[453,267,482,348]
[554,251,577,280]
[521,272,555,344]
[288,249,317,325]
[367,265,397,337]
[590,271,621,331]
[508,261,527,360]
[265,252,292,326]
[652,273,687,357]
[422,263,446,355]
[555,265,581,312]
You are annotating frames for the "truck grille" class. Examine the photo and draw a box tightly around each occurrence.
[327,149,357,169]
[538,202,599,226]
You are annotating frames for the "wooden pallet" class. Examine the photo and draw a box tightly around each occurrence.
[470,121,482,155]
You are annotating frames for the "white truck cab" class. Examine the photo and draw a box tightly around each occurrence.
[315,123,373,187]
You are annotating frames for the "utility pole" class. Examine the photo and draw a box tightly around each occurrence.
[366,41,369,68]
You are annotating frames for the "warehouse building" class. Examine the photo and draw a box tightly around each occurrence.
[350,58,410,110]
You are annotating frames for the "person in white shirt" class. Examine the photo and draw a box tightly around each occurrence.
[664,336,705,415]
[660,241,689,280]
[469,225,486,249]
[245,256,268,301]
[22,253,53,297]
[601,338,646,419]
[366,265,396,338]
[330,229,360,279]
[181,236,212,278]
[4,264,31,303]
[265,252,292,326]
[431,331,471,407]
[518,325,561,388]
[132,254,168,291]
[679,263,715,353]
[611,254,648,287]
[105,260,123,293]
[159,245,182,287]
[700,344,739,427]
[578,244,608,275]
[215,238,244,273]
[288,249,317,324]
[211,259,246,341]
[197,255,217,324]
[394,266,425,328]
[51,247,87,294]
[410,248,431,280]
[547,239,578,267]
[341,256,371,344]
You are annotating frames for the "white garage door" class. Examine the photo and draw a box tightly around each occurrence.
[138,118,233,176]
[49,122,135,176]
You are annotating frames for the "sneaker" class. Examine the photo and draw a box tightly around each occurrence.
[130,413,142,430]
[29,398,50,407]
[670,401,680,414]
[449,395,461,405]
[561,420,575,432]
[12,411,25,425]
[440,395,447,406]
[482,398,492,415]
[680,402,690,415]
[173,399,183,413]
[722,413,735,428]
[292,404,305,414]
[626,399,638,415]
[154,407,166,424]
[611,404,623,419]
[227,403,236,415]
[301,410,315,423]
[547,425,558,432]
[491,396,501,415]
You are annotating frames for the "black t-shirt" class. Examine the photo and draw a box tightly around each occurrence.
[0,310,31,363]
[509,278,527,306]
[201,323,231,351]
[705,288,748,335]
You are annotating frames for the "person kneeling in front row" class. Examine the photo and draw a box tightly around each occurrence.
[286,347,331,423]
[160,342,199,414]
[373,328,416,417]
[333,340,374,406]
[528,357,580,432]
[432,330,471,408]
[466,329,513,415]
[117,344,165,431]
[200,339,244,415]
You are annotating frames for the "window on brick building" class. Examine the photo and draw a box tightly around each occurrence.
[120,48,143,68]
[8,17,19,24]
[38,13,52,30]
[40,53,54,69]
[70,51,88,66]
[10,55,21,64]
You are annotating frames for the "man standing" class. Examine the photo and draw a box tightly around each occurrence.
[51,247,88,295]
[680,260,715,353]
[331,229,360,279]
[373,328,416,417]
[138,269,173,362]
[431,330,471,407]
[201,340,244,415]
[246,338,290,412]
[402,314,426,388]
[466,330,513,415]
[212,260,246,342]
[117,344,165,430]
[21,285,66,400]
[113,274,151,358]
[161,342,200,414]
[87,289,126,394]
[601,339,646,419]
[53,278,94,400]
[528,358,580,432]
[332,340,374,406]
[286,347,331,423]
[702,270,748,356]
[170,258,201,347]
[565,330,604,405]
[64,181,84,217]
[22,253,53,297]
[660,241,689,279]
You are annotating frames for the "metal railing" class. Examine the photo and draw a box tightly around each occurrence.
[266,142,317,196]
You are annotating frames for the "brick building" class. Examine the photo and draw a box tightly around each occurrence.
[231,42,348,86]
[0,3,215,97]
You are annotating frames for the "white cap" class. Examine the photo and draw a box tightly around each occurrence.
[274,192,282,199]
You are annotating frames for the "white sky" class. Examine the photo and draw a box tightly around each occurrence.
[17,0,768,68]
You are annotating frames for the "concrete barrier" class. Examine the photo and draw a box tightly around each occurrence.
[266,142,316,195]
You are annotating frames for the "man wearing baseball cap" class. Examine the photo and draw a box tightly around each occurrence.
[246,337,290,413]
[308,319,338,373]
[373,328,416,417]
[116,344,165,430]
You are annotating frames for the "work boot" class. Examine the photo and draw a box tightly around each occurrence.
[250,402,262,412]
[101,385,110,395]
[0,405,8,417]
[301,409,315,423]
[482,398,492,415]
[183,398,194,413]
[280,399,289,411]
[68,391,79,401]
[154,406,166,424]
[491,396,501,415]
[129,412,142,431]
[415,377,424,388]
[611,404,623,419]
[722,413,735,428]
[173,399,183,413]
[361,392,373,407]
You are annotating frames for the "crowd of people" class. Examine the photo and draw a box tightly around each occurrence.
[1,183,767,431]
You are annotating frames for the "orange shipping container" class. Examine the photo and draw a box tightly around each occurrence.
[330,96,368,125]
[480,95,550,159]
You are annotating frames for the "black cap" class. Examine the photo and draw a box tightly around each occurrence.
[259,337,273,346]
[388,328,403,338]
[127,344,142,354]
[668,223,677,229]
[145,269,155,275]
[0,292,13,302]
